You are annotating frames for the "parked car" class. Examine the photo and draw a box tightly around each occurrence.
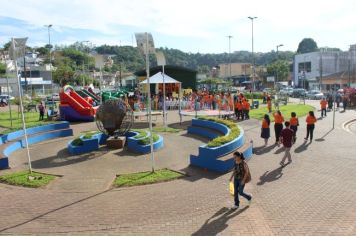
[46,93,60,101]
[0,94,15,101]
[306,90,324,100]
[292,88,307,98]
[280,87,294,96]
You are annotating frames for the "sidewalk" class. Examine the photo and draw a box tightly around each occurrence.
[0,100,355,235]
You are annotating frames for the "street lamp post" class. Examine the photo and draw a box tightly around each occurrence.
[248,16,257,104]
[275,44,283,89]
[227,35,233,80]
[44,24,54,108]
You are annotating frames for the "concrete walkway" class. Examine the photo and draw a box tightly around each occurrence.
[0,100,355,235]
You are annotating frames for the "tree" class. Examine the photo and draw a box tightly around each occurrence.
[297,38,318,54]
[35,47,49,56]
[267,60,289,82]
[53,64,75,86]
[2,41,11,50]
[0,62,6,75]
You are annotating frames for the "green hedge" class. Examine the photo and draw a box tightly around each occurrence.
[198,117,240,147]
[138,133,159,145]
[244,92,265,99]
[71,137,83,146]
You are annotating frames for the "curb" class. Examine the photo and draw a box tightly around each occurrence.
[342,118,356,134]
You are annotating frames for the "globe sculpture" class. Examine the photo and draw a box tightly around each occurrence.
[96,98,133,137]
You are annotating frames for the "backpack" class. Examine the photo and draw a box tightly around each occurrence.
[244,161,251,183]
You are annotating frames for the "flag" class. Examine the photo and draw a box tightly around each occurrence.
[9,37,28,60]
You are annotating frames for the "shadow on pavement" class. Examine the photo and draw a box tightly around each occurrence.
[131,122,157,129]
[181,133,210,143]
[315,128,334,142]
[114,148,144,157]
[294,140,311,153]
[274,146,285,154]
[257,166,284,185]
[253,143,277,155]
[0,188,112,233]
[192,206,249,236]
[179,166,224,182]
[31,147,109,169]
[168,120,191,130]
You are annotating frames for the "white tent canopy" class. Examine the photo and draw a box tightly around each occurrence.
[139,72,181,84]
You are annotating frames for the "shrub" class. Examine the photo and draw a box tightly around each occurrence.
[82,131,100,139]
[71,137,83,146]
[138,133,159,145]
[197,117,240,147]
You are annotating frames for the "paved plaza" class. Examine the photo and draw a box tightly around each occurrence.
[0,99,356,235]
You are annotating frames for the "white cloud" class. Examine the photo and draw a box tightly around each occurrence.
[0,0,355,52]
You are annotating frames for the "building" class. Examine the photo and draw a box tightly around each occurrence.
[294,45,356,91]
[135,65,197,92]
[217,63,252,79]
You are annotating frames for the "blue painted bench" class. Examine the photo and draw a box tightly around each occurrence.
[188,118,253,173]
[0,122,73,169]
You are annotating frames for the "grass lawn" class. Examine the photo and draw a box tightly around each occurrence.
[0,170,56,188]
[0,111,57,134]
[114,169,183,187]
[152,127,182,133]
[249,104,314,121]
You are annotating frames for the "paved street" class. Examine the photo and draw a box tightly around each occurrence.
[0,99,355,235]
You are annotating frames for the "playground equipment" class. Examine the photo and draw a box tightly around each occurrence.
[96,98,133,137]
[59,85,97,122]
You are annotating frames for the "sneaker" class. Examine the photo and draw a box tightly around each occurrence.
[248,195,253,205]
[231,205,239,210]
[280,161,285,167]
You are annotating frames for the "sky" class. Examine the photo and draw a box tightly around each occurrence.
[0,0,355,54]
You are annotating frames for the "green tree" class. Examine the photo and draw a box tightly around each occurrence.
[267,60,289,82]
[53,64,75,86]
[2,41,11,50]
[297,38,318,54]
[35,47,49,56]
[0,62,6,75]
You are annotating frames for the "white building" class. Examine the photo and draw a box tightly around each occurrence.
[294,45,356,90]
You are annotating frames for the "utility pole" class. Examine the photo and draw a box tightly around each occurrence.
[227,35,233,80]
[319,49,323,91]
[248,16,257,104]
[275,44,283,89]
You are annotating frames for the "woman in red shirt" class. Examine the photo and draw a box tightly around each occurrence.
[305,111,317,142]
[261,114,271,146]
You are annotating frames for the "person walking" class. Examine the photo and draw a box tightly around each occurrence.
[38,102,45,121]
[305,111,317,142]
[229,151,252,209]
[320,97,327,118]
[279,121,294,166]
[342,95,348,112]
[261,114,271,146]
[273,110,284,144]
[289,112,299,143]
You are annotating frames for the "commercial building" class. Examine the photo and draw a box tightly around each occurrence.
[294,45,356,91]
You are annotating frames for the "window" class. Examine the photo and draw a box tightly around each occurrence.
[298,62,311,73]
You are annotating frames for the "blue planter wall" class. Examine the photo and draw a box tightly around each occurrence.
[188,118,252,173]
[127,131,164,154]
[0,124,73,169]
[67,133,108,155]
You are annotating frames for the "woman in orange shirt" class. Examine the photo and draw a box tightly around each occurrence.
[289,112,299,142]
[273,110,284,144]
[261,114,271,146]
[305,111,317,142]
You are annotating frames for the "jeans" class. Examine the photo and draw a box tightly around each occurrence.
[306,124,315,141]
[234,178,252,206]
[321,108,326,117]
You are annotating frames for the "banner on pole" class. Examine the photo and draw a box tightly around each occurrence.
[9,38,28,60]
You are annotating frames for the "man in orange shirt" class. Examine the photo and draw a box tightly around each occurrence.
[320,97,327,118]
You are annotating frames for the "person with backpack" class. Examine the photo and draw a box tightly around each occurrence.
[305,111,317,142]
[289,112,299,143]
[261,114,271,146]
[279,121,295,167]
[229,151,252,209]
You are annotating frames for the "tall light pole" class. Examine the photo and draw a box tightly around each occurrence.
[44,24,54,108]
[275,44,283,89]
[248,16,257,104]
[227,35,233,80]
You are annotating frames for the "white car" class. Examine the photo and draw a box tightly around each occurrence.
[0,95,15,101]
[306,90,324,100]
